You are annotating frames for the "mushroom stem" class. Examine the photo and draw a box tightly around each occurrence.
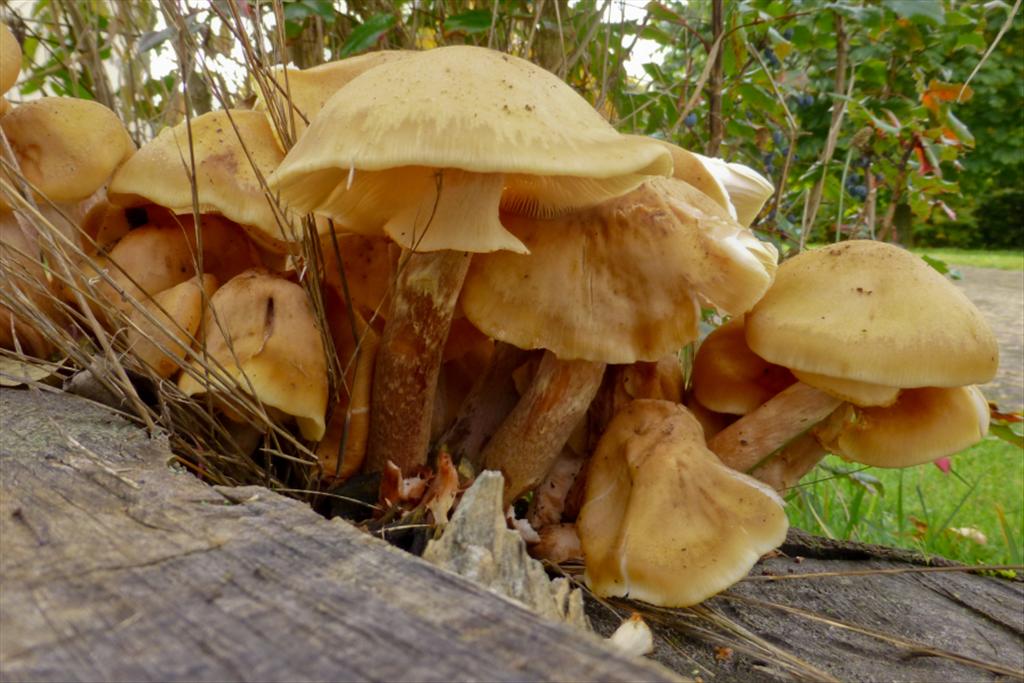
[366,248,471,474]
[482,350,605,506]
[527,446,587,528]
[749,434,828,493]
[707,382,842,473]
[437,342,532,470]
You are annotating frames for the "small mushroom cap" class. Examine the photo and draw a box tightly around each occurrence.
[1,23,21,96]
[746,241,999,388]
[178,270,327,441]
[692,316,795,415]
[698,155,774,227]
[1,97,134,202]
[127,274,217,379]
[579,399,788,607]
[108,110,293,252]
[791,369,900,407]
[255,51,414,144]
[813,385,990,468]
[462,178,776,363]
[648,138,732,215]
[76,224,197,321]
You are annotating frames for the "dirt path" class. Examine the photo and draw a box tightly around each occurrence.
[954,266,1024,412]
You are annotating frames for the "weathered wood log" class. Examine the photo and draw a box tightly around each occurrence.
[587,531,1024,682]
[2,388,1022,683]
[0,388,679,683]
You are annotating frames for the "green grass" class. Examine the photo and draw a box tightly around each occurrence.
[787,436,1024,566]
[910,247,1024,271]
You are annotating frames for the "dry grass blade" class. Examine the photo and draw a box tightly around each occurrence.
[744,564,1024,581]
[721,593,1024,679]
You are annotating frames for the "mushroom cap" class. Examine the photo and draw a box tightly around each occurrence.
[1,23,20,96]
[746,240,999,388]
[127,274,217,379]
[648,138,732,216]
[178,269,327,441]
[80,224,197,321]
[579,399,788,607]
[269,46,672,252]
[697,155,775,227]
[813,385,990,468]
[108,110,293,252]
[255,51,414,144]
[461,178,776,363]
[1,97,134,202]
[692,316,795,415]
[790,369,900,407]
[273,45,670,179]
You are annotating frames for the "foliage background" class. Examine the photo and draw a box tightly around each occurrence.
[3,0,1022,251]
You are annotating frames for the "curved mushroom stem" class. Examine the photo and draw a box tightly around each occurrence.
[527,445,587,529]
[707,381,842,474]
[365,249,471,474]
[482,350,604,507]
[437,342,531,470]
[749,434,828,493]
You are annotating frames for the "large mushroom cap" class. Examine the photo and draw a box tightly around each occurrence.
[579,399,788,607]
[813,385,990,468]
[1,97,134,202]
[108,110,292,252]
[1,23,20,96]
[746,240,999,388]
[461,178,776,363]
[178,269,327,441]
[274,45,670,179]
[269,46,672,253]
[255,51,414,143]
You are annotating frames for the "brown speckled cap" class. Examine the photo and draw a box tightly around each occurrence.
[746,240,998,388]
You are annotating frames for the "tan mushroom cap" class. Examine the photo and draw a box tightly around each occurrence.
[746,240,999,388]
[320,232,397,324]
[255,51,414,144]
[579,399,788,607]
[692,316,795,415]
[127,274,217,379]
[1,23,20,97]
[461,178,776,363]
[648,138,732,214]
[178,270,327,441]
[75,224,197,322]
[270,45,672,253]
[697,155,775,227]
[791,369,900,407]
[813,385,990,468]
[108,110,293,252]
[1,97,134,202]
[1,210,56,357]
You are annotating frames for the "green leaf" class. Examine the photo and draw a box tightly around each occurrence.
[920,254,962,280]
[944,109,975,147]
[738,83,776,112]
[338,14,396,58]
[883,0,945,25]
[954,33,987,50]
[444,9,494,35]
[990,423,1024,450]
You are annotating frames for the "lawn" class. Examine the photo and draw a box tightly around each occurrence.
[910,247,1024,271]
[788,436,1024,566]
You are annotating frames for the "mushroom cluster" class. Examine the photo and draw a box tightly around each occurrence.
[0,37,1000,612]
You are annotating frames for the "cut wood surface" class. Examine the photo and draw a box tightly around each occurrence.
[1,388,1022,683]
[0,388,679,683]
